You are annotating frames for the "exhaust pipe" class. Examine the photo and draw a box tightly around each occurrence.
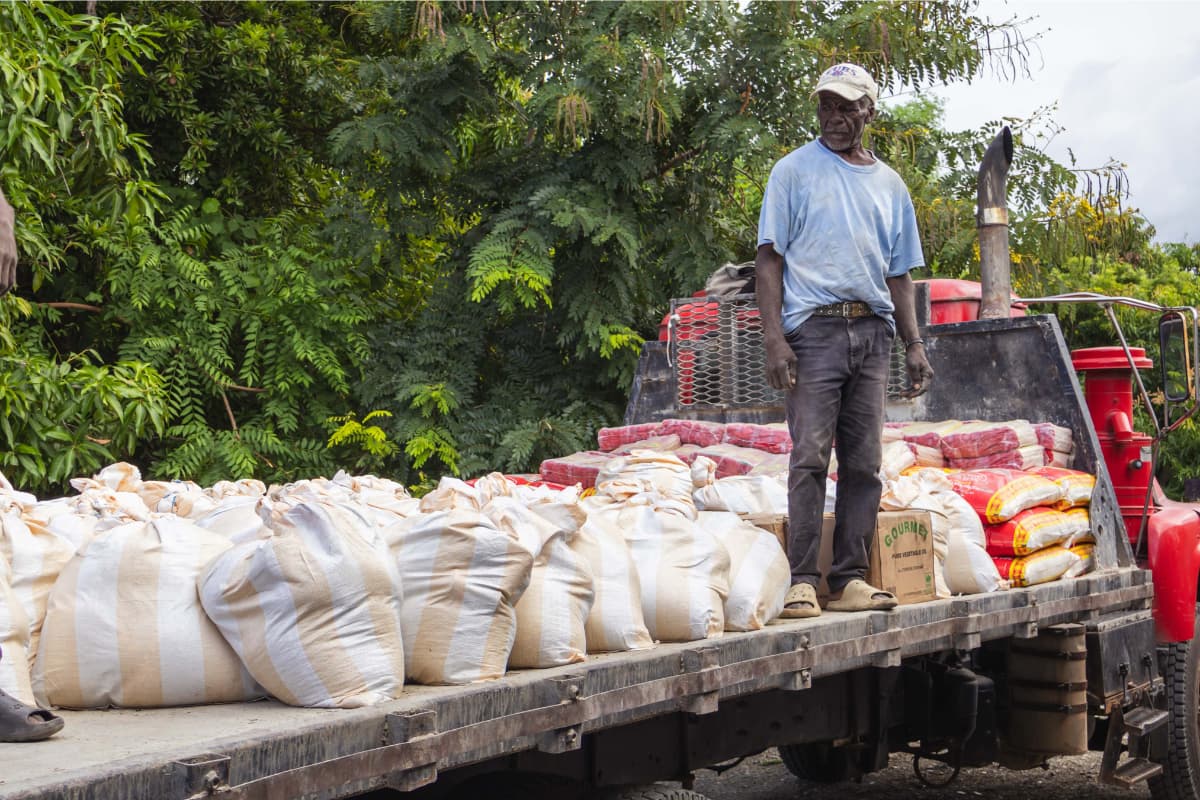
[978,127,1014,319]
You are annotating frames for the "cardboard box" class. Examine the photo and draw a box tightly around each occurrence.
[739,513,788,551]
[742,510,936,606]
[816,511,935,606]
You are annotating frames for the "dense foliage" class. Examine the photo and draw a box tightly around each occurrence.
[1,0,1196,497]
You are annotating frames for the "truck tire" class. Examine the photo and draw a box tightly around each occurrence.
[777,742,854,783]
[1150,608,1200,800]
[603,787,711,800]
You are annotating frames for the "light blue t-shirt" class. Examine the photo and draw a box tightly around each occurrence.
[756,139,924,333]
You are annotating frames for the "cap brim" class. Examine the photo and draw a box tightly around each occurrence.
[810,82,869,102]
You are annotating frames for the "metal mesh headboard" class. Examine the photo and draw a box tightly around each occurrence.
[667,294,909,409]
[667,294,784,409]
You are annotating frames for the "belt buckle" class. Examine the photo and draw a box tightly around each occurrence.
[839,302,853,317]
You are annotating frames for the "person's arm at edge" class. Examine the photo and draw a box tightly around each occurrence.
[0,187,16,296]
[886,272,933,397]
[756,244,796,391]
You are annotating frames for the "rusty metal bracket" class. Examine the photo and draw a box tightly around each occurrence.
[536,675,588,754]
[172,753,230,799]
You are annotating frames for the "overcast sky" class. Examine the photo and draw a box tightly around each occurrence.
[912,0,1200,244]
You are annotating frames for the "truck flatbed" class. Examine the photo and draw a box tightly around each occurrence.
[0,567,1152,800]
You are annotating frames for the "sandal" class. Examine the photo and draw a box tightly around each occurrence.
[823,579,898,612]
[0,689,64,742]
[779,583,821,619]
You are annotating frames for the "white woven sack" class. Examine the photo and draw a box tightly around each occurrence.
[330,471,420,526]
[0,555,34,705]
[697,511,788,631]
[692,475,787,515]
[572,498,653,653]
[35,516,260,709]
[200,499,406,708]
[193,496,268,544]
[596,451,695,509]
[617,499,730,642]
[486,497,592,669]
[385,508,532,684]
[0,500,79,659]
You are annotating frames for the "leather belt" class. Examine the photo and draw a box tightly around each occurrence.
[811,301,874,318]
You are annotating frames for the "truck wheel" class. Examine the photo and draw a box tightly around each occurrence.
[1150,608,1200,800]
[777,742,854,783]
[603,787,711,800]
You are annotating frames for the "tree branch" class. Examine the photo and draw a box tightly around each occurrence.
[40,302,103,313]
[221,390,241,439]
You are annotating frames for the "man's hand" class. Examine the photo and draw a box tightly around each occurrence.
[765,333,797,391]
[901,343,934,398]
[0,190,16,296]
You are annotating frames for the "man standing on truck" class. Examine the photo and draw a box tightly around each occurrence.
[755,63,934,619]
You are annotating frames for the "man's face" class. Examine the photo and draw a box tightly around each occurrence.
[817,91,875,153]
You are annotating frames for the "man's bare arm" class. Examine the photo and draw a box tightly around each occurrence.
[886,272,933,397]
[755,244,795,391]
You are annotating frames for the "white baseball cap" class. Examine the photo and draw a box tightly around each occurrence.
[811,63,879,105]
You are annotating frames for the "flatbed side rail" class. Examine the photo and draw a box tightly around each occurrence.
[0,570,1152,800]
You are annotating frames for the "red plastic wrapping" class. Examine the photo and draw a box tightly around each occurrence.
[539,451,614,488]
[597,423,662,451]
[948,445,1046,471]
[722,422,792,454]
[656,418,726,447]
[939,420,1037,460]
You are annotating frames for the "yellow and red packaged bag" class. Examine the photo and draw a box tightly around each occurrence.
[985,507,1089,556]
[1066,543,1095,577]
[947,468,1064,524]
[992,545,1080,587]
[1030,466,1095,509]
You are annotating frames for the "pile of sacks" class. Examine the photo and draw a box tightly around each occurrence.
[541,420,791,487]
[884,419,1075,471]
[0,455,791,712]
[948,466,1096,586]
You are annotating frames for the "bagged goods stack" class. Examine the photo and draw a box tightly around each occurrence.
[37,516,260,709]
[572,506,654,653]
[200,498,406,707]
[488,498,594,669]
[539,451,614,489]
[939,420,1043,470]
[1035,422,1075,467]
[701,511,789,631]
[0,555,33,705]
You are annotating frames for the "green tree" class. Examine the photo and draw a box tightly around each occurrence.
[332,0,1014,484]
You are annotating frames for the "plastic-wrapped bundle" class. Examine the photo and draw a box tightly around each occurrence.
[597,423,663,451]
[200,499,406,707]
[1034,422,1074,453]
[721,422,792,454]
[656,418,726,448]
[948,445,1046,471]
[540,451,613,489]
[899,420,965,449]
[38,517,261,709]
[940,420,1037,460]
[610,435,682,455]
[880,440,917,480]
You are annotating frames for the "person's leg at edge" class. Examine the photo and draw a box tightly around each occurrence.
[827,316,892,596]
[785,318,850,589]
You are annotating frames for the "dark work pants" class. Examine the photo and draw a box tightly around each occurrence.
[784,315,893,593]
